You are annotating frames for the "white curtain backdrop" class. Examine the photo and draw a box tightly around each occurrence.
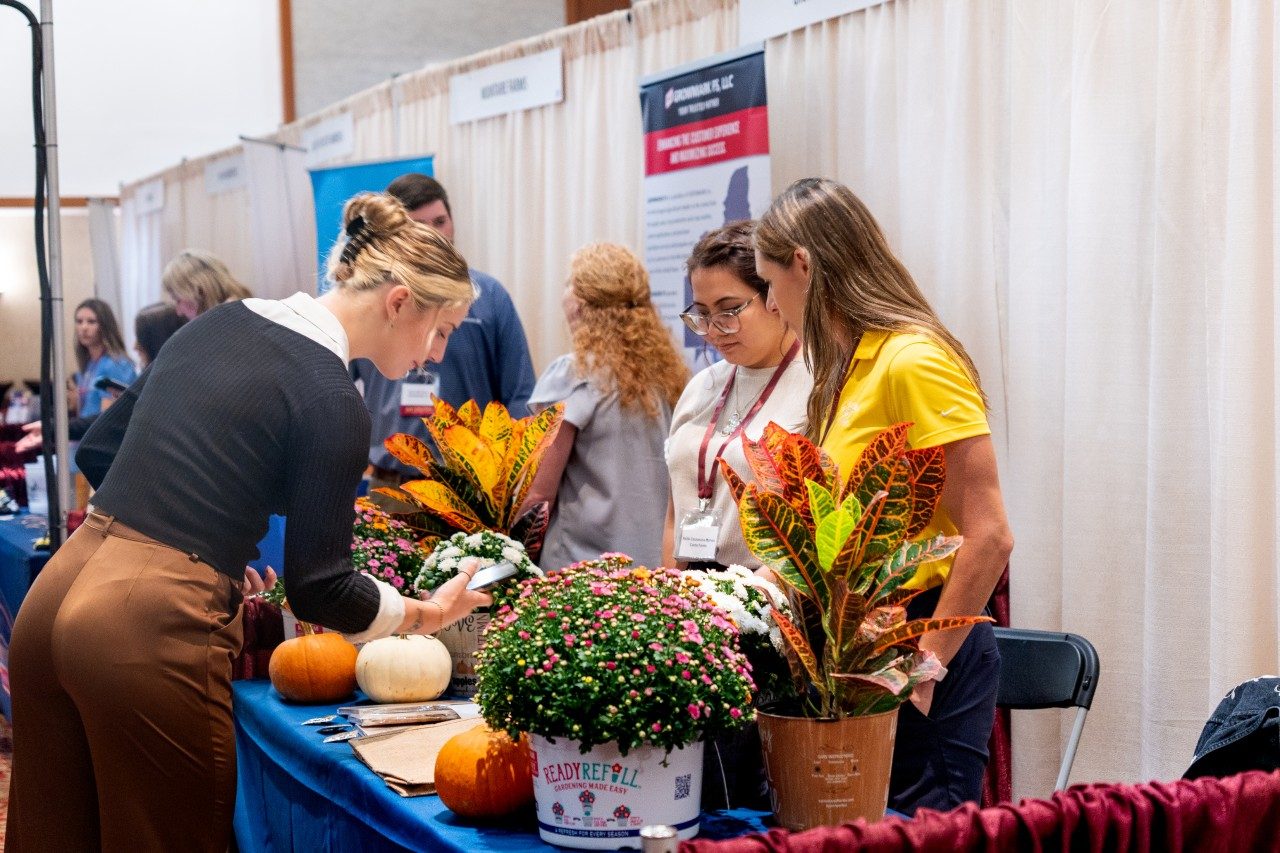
[767,0,1280,794]
[244,140,316,300]
[111,0,1280,795]
[87,198,123,325]
[117,186,165,354]
[167,153,256,292]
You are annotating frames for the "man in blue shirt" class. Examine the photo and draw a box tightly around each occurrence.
[352,174,536,488]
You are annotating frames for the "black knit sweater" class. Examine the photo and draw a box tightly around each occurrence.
[77,301,381,633]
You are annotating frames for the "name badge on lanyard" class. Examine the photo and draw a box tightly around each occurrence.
[679,340,800,564]
[400,370,441,417]
[677,500,722,562]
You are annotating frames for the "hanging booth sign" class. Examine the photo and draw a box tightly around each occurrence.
[204,153,247,195]
[739,0,890,43]
[303,112,356,169]
[133,177,165,214]
[449,48,563,124]
[640,46,772,361]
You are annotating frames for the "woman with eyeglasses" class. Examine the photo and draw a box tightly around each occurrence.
[662,221,813,574]
[524,243,689,570]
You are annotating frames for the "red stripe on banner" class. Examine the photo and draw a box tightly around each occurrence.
[644,105,769,176]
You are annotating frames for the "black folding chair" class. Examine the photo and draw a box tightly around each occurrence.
[994,627,1100,790]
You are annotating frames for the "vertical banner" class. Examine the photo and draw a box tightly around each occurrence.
[640,47,771,359]
[309,155,435,293]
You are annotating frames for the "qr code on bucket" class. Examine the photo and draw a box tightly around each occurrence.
[674,773,691,800]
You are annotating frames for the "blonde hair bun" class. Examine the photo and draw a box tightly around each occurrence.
[324,191,473,308]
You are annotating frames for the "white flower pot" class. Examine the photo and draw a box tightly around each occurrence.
[438,610,489,697]
[281,610,326,639]
[529,734,704,850]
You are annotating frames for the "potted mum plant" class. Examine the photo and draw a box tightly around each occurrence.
[268,498,431,639]
[378,399,563,694]
[476,554,755,849]
[415,529,544,695]
[722,422,991,830]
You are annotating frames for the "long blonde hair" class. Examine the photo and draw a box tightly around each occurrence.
[569,243,688,417]
[325,192,473,309]
[755,178,985,441]
[162,250,252,315]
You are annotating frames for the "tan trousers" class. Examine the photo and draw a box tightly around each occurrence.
[6,511,244,853]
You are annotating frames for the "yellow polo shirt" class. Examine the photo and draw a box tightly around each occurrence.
[820,330,989,590]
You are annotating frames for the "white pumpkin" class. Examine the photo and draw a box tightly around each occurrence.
[355,634,453,702]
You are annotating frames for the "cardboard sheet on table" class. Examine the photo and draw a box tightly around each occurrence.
[350,716,483,797]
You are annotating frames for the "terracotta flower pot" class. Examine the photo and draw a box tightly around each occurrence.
[757,707,897,831]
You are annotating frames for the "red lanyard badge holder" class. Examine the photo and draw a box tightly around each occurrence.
[676,341,800,562]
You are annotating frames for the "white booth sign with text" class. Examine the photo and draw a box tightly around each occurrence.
[450,48,564,124]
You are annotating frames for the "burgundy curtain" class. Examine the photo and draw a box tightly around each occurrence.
[682,771,1280,853]
[231,597,284,680]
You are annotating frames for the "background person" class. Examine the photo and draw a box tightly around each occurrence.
[5,193,491,853]
[524,242,688,570]
[132,301,187,368]
[162,249,253,320]
[17,303,187,454]
[352,173,536,494]
[663,221,812,572]
[754,177,1014,816]
[72,297,135,418]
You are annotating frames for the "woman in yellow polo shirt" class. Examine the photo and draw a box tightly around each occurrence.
[754,178,1014,815]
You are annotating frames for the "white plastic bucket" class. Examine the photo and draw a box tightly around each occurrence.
[529,734,704,849]
[281,610,326,639]
[438,610,489,697]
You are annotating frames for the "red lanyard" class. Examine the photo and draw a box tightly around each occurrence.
[696,340,801,502]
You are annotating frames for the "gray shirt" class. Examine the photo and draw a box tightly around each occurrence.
[529,354,672,570]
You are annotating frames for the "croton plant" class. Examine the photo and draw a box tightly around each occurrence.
[376,399,564,563]
[722,422,991,719]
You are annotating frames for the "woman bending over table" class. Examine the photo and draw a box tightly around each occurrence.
[6,192,492,853]
[754,178,1014,815]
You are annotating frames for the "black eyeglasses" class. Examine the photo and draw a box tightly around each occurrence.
[679,294,759,336]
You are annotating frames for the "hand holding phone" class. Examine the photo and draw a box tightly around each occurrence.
[94,376,131,394]
[466,561,519,591]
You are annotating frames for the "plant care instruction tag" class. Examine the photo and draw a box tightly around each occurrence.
[676,508,721,562]
[400,371,441,417]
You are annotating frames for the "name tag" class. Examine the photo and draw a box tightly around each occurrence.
[677,508,721,562]
[400,372,441,417]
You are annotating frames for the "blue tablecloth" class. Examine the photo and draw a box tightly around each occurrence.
[233,679,773,852]
[0,513,49,640]
[0,513,49,721]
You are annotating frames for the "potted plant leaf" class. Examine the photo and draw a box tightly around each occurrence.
[377,399,564,561]
[476,554,755,848]
[378,398,564,694]
[721,422,991,830]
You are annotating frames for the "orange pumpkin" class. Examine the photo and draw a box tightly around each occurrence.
[435,724,534,819]
[268,624,358,703]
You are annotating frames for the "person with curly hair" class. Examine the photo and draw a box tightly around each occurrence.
[525,242,689,570]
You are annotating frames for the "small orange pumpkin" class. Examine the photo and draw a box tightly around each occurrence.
[269,623,358,703]
[434,724,534,819]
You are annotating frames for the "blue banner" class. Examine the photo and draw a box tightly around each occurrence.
[309,155,435,293]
